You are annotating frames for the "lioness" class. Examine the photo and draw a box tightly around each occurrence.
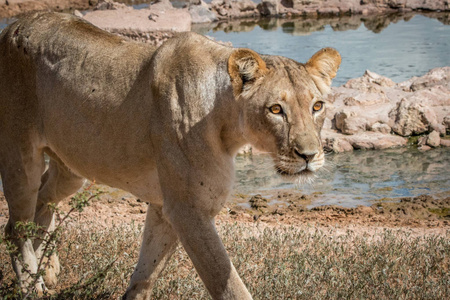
[0,12,340,299]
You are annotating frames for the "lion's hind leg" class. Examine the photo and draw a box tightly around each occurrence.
[33,152,85,287]
[1,138,47,294]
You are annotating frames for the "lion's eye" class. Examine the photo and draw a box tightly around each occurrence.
[270,104,283,114]
[313,102,324,112]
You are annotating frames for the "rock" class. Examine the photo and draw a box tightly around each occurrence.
[189,1,218,23]
[323,67,450,152]
[249,194,268,209]
[426,131,441,147]
[150,0,174,10]
[83,4,191,46]
[210,0,259,20]
[95,0,130,11]
[419,145,431,151]
[344,69,395,91]
[440,139,450,147]
[389,98,437,136]
[409,67,450,91]
[258,0,279,16]
[370,122,391,134]
[237,0,257,11]
[73,10,84,18]
[334,110,367,135]
[324,137,354,153]
[343,92,390,106]
[444,115,450,129]
[417,136,427,146]
[345,132,407,150]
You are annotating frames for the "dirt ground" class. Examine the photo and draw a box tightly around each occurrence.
[1,185,448,235]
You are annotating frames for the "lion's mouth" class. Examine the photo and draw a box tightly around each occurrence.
[276,168,314,177]
[275,166,316,184]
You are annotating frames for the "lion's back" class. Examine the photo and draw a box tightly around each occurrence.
[0,12,155,128]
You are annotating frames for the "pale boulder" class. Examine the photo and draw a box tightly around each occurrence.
[258,0,280,16]
[370,122,391,134]
[389,98,438,137]
[334,110,367,135]
[426,131,441,148]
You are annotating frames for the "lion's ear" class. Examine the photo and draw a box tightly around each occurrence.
[305,48,341,95]
[228,49,268,97]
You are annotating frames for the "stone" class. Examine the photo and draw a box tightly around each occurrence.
[409,67,450,91]
[344,69,396,90]
[258,0,279,16]
[83,4,191,46]
[440,139,450,147]
[323,136,352,153]
[237,0,257,11]
[370,122,391,134]
[426,131,441,147]
[419,145,431,151]
[210,0,259,19]
[334,110,367,135]
[389,98,437,137]
[342,92,390,106]
[190,1,218,23]
[444,115,450,129]
[332,138,354,153]
[345,132,407,150]
[94,0,130,11]
[73,10,84,18]
[417,136,427,146]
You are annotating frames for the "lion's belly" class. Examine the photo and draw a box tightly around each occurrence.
[40,89,163,204]
[46,138,164,205]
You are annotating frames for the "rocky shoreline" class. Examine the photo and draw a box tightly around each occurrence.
[321,67,450,153]
[1,0,450,19]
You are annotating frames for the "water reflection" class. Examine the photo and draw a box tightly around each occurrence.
[193,12,449,36]
[196,12,450,85]
[234,148,450,207]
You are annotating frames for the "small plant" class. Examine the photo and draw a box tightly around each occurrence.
[0,184,102,299]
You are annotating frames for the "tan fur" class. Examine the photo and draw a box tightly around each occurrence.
[0,12,340,299]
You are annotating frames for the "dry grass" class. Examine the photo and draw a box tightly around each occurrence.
[1,219,449,299]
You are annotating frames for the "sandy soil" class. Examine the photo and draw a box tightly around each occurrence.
[1,185,448,236]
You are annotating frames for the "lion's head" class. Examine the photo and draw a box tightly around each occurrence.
[228,47,341,183]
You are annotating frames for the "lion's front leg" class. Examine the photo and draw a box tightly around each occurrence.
[124,204,178,300]
[164,202,253,300]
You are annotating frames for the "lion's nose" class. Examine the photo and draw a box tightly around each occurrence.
[293,149,317,163]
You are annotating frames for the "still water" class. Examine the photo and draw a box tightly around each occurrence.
[2,11,450,85]
[193,13,450,86]
[235,147,450,207]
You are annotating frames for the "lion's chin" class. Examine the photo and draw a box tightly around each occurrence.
[276,168,316,184]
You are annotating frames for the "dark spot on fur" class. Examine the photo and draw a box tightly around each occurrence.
[92,88,96,92]
[200,181,204,186]
[153,259,156,264]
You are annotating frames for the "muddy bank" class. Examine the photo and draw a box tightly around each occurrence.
[226,191,450,228]
[1,189,448,230]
